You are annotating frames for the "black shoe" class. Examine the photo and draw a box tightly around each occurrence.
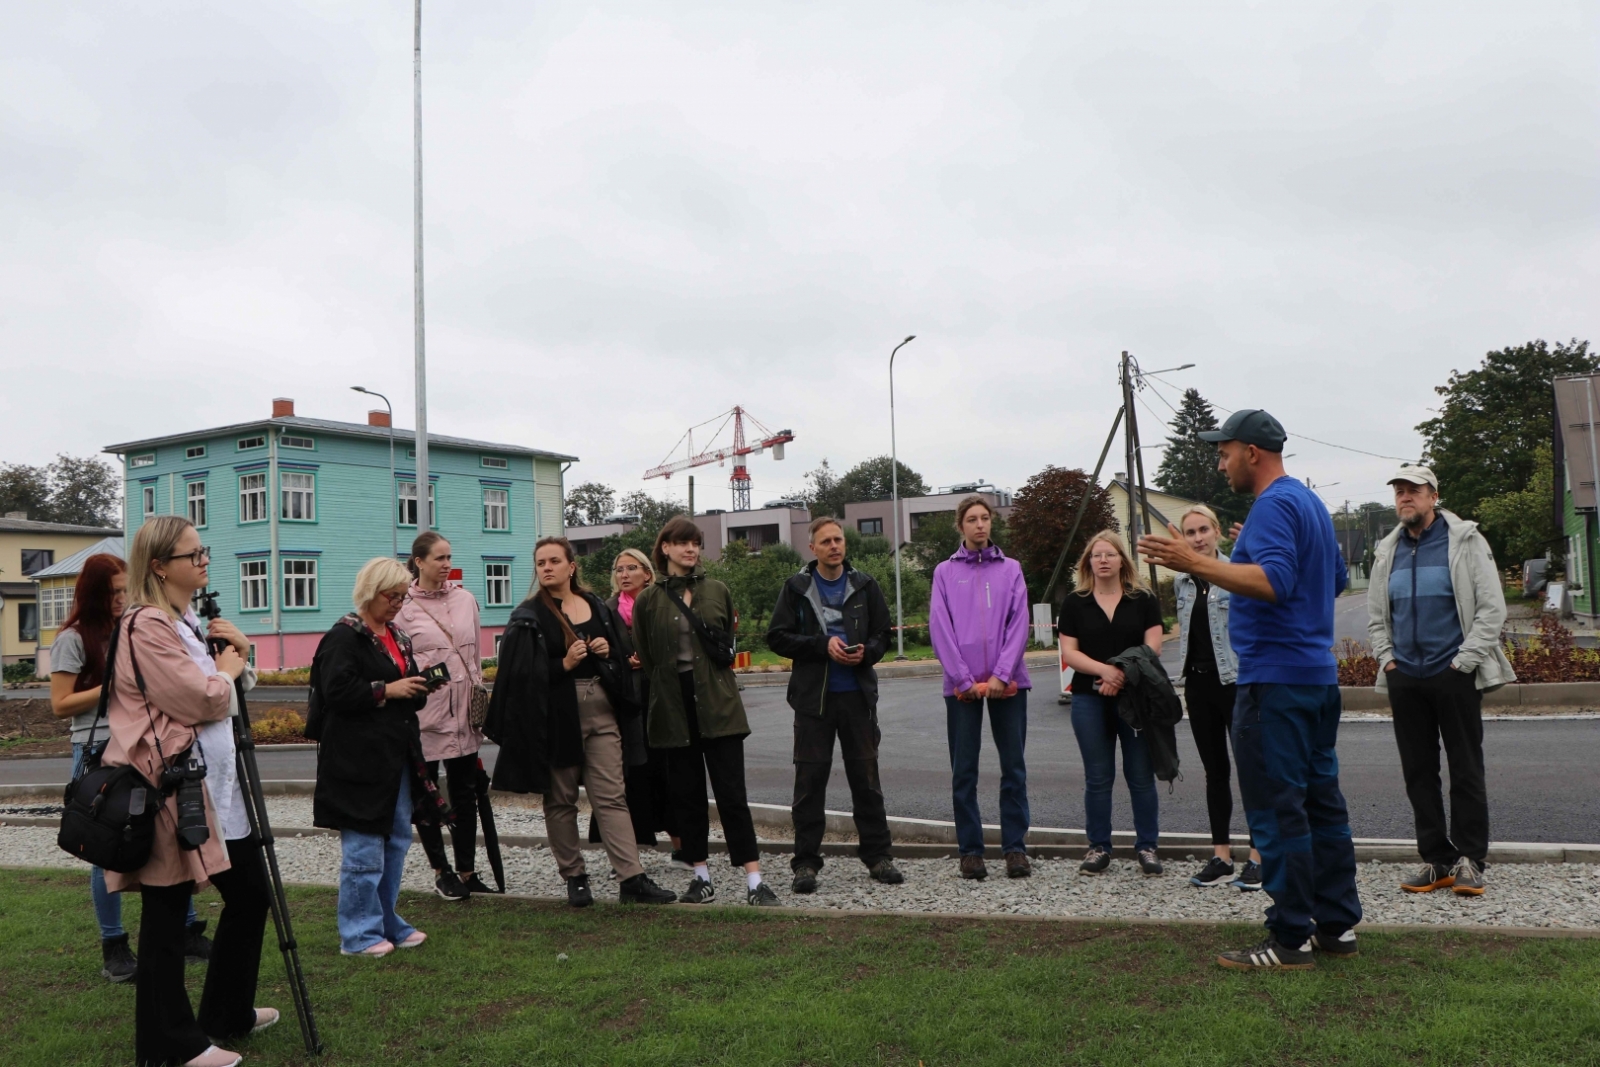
[868,859,905,885]
[566,874,594,908]
[747,881,781,907]
[679,876,716,904]
[1079,847,1112,875]
[1136,849,1164,876]
[1312,929,1359,958]
[618,873,677,905]
[670,849,693,871]
[1217,937,1315,971]
[461,873,501,895]
[100,935,137,983]
[792,867,818,894]
[1231,860,1263,891]
[184,920,212,963]
[1189,856,1235,887]
[434,871,470,902]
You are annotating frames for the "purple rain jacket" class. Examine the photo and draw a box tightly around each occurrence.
[928,543,1033,697]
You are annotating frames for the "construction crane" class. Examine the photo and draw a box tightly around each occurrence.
[644,406,796,512]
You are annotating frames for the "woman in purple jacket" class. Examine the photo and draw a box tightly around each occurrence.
[929,495,1033,881]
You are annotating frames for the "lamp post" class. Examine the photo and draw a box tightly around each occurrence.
[889,334,916,660]
[412,0,430,524]
[352,386,397,559]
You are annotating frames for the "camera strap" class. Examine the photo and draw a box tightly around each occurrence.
[124,608,201,784]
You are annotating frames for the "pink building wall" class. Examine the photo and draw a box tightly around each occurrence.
[250,625,508,670]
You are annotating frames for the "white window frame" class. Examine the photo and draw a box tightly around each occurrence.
[282,558,318,610]
[483,487,509,531]
[185,444,207,460]
[239,473,267,524]
[186,480,207,528]
[397,481,436,527]
[281,471,315,522]
[41,586,72,630]
[240,560,270,611]
[142,486,156,517]
[130,453,155,468]
[485,562,512,606]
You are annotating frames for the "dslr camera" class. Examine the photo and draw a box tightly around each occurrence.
[163,750,210,851]
[420,662,451,690]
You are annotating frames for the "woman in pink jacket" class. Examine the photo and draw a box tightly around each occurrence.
[104,516,274,1067]
[396,531,493,900]
[928,496,1033,882]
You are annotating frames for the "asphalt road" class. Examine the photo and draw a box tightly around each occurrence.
[7,671,1596,845]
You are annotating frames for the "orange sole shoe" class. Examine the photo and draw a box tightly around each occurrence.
[1452,883,1484,896]
[1400,876,1454,893]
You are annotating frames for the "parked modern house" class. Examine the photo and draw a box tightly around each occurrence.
[1553,373,1600,619]
[567,517,639,557]
[29,536,125,675]
[843,486,1015,547]
[104,398,576,669]
[693,504,814,561]
[0,517,123,669]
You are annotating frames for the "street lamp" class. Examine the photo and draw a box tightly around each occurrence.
[352,386,397,559]
[889,334,916,660]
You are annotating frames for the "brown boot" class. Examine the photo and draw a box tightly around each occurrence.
[1005,851,1032,878]
[959,854,987,880]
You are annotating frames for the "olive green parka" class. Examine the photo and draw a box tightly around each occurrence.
[632,567,749,747]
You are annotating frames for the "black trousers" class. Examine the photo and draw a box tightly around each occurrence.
[791,689,893,871]
[1185,670,1249,847]
[136,837,271,1066]
[1387,666,1489,866]
[665,671,761,867]
[417,753,480,874]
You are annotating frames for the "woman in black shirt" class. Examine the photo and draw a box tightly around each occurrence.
[1059,532,1166,877]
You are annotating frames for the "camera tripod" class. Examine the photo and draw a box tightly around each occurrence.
[196,591,324,1056]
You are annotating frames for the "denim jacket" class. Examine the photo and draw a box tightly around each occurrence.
[1173,553,1238,685]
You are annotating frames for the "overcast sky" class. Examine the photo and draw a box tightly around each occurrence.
[4,2,1596,516]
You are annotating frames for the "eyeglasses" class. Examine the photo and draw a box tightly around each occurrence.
[381,591,408,605]
[164,547,211,566]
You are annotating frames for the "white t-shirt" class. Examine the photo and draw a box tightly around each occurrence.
[171,611,253,842]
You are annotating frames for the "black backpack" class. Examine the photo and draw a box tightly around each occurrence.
[57,612,169,873]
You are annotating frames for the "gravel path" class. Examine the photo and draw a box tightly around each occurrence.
[7,820,1598,929]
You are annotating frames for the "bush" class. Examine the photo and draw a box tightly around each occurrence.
[1335,639,1378,687]
[2,661,37,685]
[1504,613,1600,683]
[257,667,311,686]
[251,707,309,744]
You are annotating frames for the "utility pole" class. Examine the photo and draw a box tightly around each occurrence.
[412,0,430,524]
[889,335,916,660]
[688,475,695,517]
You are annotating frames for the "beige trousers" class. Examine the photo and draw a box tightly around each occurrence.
[544,678,644,881]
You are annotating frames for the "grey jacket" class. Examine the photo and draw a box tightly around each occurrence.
[1174,554,1238,685]
[1367,509,1515,692]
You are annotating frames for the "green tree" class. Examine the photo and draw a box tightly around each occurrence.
[1417,338,1596,536]
[616,490,687,534]
[46,454,121,527]
[0,463,52,521]
[577,527,659,595]
[704,540,805,652]
[803,458,845,519]
[835,457,930,509]
[1152,388,1251,525]
[1476,443,1559,566]
[1007,466,1117,604]
[564,482,616,527]
[905,509,1010,581]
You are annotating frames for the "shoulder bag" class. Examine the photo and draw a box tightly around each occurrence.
[409,593,491,728]
[662,584,737,670]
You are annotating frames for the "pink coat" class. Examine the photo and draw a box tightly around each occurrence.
[397,582,485,761]
[102,607,233,891]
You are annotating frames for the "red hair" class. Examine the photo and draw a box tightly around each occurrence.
[58,554,127,688]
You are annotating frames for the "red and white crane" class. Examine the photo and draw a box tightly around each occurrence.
[643,406,795,512]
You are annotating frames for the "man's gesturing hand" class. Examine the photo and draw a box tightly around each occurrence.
[1136,523,1202,574]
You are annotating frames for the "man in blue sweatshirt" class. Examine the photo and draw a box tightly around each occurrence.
[1139,409,1361,970]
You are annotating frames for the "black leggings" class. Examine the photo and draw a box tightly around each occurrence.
[417,753,481,874]
[1184,670,1249,847]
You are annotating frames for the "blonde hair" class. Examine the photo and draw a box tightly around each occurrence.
[1176,503,1221,534]
[127,516,195,616]
[352,557,413,610]
[1073,530,1148,596]
[610,547,656,595]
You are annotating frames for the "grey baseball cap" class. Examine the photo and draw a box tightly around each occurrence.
[1197,409,1287,452]
[1387,464,1438,490]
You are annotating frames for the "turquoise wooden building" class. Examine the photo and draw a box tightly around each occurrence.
[105,398,575,669]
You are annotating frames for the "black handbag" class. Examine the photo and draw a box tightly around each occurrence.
[57,615,163,873]
[662,585,736,670]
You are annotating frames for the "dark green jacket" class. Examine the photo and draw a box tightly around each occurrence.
[633,567,749,747]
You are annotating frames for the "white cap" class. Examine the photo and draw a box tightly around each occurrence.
[1387,464,1438,491]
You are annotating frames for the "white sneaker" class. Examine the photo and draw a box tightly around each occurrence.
[183,1046,242,1067]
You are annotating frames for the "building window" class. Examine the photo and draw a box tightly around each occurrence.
[239,473,267,523]
[240,560,270,611]
[493,633,504,657]
[857,518,883,536]
[282,558,318,609]
[18,602,39,643]
[281,472,315,521]
[185,444,207,460]
[40,586,72,630]
[246,643,257,667]
[1570,537,1584,591]
[142,486,156,517]
[20,549,54,575]
[481,455,509,470]
[130,454,155,468]
[280,435,315,450]
[485,563,511,606]
[483,488,509,531]
[187,481,207,527]
[237,436,265,451]
[398,481,435,527]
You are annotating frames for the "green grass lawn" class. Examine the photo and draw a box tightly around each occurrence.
[4,868,1598,1066]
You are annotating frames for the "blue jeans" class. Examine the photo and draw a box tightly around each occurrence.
[70,743,196,940]
[1069,692,1160,852]
[945,691,1030,855]
[1232,684,1362,947]
[337,771,417,953]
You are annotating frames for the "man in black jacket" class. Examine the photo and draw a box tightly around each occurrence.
[767,517,904,893]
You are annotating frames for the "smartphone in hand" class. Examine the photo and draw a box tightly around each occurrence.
[843,643,863,655]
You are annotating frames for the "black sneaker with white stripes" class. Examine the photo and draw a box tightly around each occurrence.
[1217,937,1315,971]
[1189,856,1236,887]
[1312,929,1359,958]
[678,876,716,904]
